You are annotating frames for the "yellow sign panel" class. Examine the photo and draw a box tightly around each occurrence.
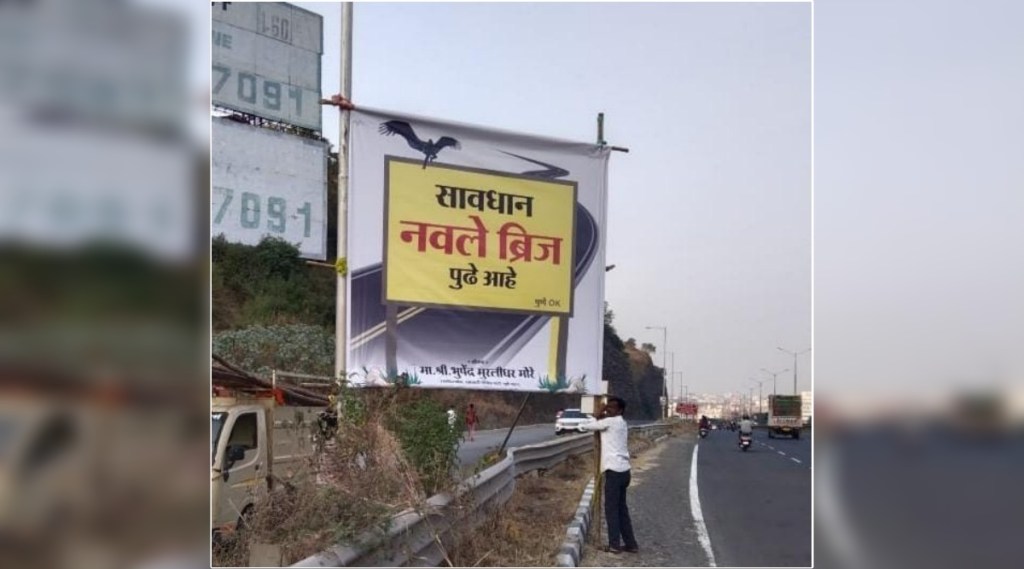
[384,157,576,315]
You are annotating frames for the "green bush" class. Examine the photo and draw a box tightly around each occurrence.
[389,398,463,495]
[212,323,334,377]
[212,235,334,331]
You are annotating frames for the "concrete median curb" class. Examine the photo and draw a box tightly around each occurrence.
[556,477,596,567]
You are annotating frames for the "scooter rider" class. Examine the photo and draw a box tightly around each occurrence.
[738,415,754,439]
[699,415,710,430]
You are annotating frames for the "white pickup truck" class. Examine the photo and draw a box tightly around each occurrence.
[211,391,324,537]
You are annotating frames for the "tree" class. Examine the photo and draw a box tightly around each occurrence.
[640,342,657,354]
[212,235,335,331]
[625,338,637,349]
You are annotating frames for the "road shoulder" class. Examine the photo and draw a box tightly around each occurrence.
[582,436,708,567]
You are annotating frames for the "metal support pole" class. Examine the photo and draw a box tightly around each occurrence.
[334,3,354,383]
[497,393,531,456]
[591,394,605,543]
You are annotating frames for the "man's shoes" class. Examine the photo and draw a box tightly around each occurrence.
[624,546,640,553]
[602,546,623,554]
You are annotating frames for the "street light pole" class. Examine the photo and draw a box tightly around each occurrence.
[777,347,811,394]
[761,368,790,398]
[749,378,765,415]
[668,352,675,410]
[645,326,668,420]
[679,381,689,420]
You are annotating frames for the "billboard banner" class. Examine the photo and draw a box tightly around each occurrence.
[680,403,699,416]
[211,117,328,260]
[347,108,609,393]
[212,2,322,130]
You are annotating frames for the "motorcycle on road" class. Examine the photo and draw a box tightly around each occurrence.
[739,433,753,451]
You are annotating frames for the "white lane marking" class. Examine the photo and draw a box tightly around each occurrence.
[778,451,787,456]
[790,457,802,464]
[690,444,718,567]
[818,449,873,568]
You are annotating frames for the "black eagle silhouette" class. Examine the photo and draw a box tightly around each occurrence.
[378,120,460,168]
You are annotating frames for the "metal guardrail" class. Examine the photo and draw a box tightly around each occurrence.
[291,421,672,567]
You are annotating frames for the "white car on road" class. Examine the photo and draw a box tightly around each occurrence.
[555,409,595,435]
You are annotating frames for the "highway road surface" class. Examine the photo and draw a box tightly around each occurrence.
[696,428,812,567]
[814,427,1024,569]
[457,424,565,471]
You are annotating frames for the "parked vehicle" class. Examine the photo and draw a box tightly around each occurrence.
[0,397,96,540]
[767,394,803,439]
[554,408,595,435]
[211,362,334,539]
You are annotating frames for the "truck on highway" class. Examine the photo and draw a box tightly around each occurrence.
[211,358,334,538]
[767,394,803,439]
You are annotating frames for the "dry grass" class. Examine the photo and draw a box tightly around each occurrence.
[447,454,594,567]
[212,398,673,567]
[212,396,442,567]
[447,429,667,567]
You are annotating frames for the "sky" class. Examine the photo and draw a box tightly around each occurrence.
[185,0,1024,405]
[815,0,1023,402]
[194,1,813,398]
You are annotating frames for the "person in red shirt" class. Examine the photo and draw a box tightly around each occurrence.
[465,403,479,441]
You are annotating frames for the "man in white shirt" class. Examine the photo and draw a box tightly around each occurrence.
[739,415,754,436]
[578,396,639,554]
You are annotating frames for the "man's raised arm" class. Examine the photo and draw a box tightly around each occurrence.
[578,417,610,432]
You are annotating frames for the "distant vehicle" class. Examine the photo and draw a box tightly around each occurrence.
[739,433,753,451]
[768,395,803,439]
[711,423,718,430]
[555,408,595,435]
